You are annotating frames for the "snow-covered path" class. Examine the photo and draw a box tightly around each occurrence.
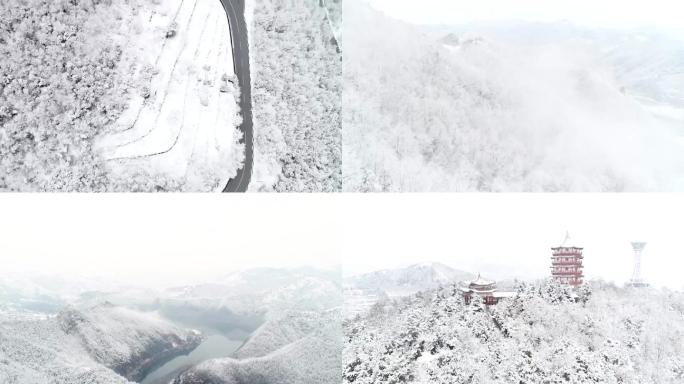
[97,0,243,191]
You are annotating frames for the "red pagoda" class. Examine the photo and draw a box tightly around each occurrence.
[551,232,584,286]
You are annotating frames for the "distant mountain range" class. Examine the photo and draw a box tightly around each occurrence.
[344,263,474,318]
[1,267,342,318]
[0,267,343,384]
[345,262,473,295]
[438,21,684,108]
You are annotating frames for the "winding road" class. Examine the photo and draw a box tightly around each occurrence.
[220,0,253,192]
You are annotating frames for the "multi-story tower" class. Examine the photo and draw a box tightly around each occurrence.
[551,232,584,286]
[627,242,649,287]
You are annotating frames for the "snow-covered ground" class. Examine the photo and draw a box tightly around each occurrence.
[96,0,243,192]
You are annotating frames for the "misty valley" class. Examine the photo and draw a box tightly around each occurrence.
[0,268,342,384]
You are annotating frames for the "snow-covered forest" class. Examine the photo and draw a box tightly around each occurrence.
[0,267,342,383]
[0,305,201,383]
[0,0,129,191]
[0,0,243,191]
[344,280,684,383]
[343,0,684,191]
[250,0,342,192]
[174,309,341,384]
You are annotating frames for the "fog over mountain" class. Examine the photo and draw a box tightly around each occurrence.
[346,263,473,295]
[343,0,684,191]
[344,263,475,319]
[0,266,341,384]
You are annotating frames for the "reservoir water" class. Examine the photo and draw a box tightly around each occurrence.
[140,334,243,384]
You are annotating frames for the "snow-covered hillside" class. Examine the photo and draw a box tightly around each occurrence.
[344,280,684,383]
[173,309,341,384]
[0,267,342,383]
[249,0,342,191]
[0,305,202,383]
[234,309,340,359]
[0,0,241,191]
[96,0,243,192]
[343,0,684,191]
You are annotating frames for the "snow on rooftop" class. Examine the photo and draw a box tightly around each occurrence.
[469,274,495,286]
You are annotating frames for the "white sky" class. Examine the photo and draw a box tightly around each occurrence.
[368,0,684,29]
[342,194,683,291]
[0,195,341,287]
[1,195,681,290]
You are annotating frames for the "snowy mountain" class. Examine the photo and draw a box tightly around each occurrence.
[0,274,132,314]
[161,267,342,317]
[0,267,342,383]
[343,0,684,191]
[344,263,473,319]
[345,263,473,296]
[344,280,684,383]
[441,22,684,108]
[0,305,202,383]
[234,309,340,359]
[172,309,341,384]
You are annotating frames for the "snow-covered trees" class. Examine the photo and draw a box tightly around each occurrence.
[342,0,683,192]
[0,305,201,383]
[344,280,684,383]
[1,0,243,192]
[175,309,342,384]
[0,0,131,191]
[250,0,342,192]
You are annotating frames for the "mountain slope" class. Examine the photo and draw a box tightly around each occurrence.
[172,309,341,384]
[344,281,684,383]
[343,0,684,191]
[0,305,202,383]
[234,309,340,359]
[250,0,342,191]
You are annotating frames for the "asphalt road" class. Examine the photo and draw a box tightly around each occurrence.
[220,0,253,192]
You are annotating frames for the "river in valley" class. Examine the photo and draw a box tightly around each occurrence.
[140,334,244,384]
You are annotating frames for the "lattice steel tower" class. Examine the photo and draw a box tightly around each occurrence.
[627,242,649,287]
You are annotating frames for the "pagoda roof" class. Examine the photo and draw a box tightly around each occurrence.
[469,273,494,286]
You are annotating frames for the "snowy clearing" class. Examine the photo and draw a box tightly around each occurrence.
[96,0,243,192]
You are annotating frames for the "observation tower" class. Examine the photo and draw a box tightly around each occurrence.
[626,242,649,287]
